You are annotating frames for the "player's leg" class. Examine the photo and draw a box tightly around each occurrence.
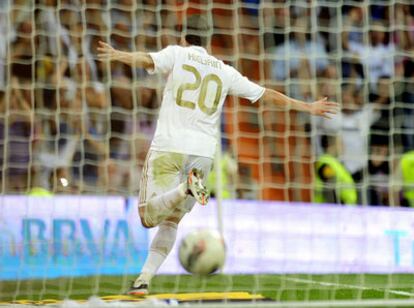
[138,151,210,227]
[137,156,212,285]
[128,155,213,295]
[138,151,188,228]
[127,209,185,296]
[139,187,187,228]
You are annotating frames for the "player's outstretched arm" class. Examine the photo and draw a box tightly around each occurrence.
[262,88,339,119]
[97,41,154,70]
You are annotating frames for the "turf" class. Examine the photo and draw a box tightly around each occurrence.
[0,274,413,302]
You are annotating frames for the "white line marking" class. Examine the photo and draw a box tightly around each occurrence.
[282,277,414,297]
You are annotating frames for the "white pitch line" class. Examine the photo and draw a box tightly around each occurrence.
[282,277,414,297]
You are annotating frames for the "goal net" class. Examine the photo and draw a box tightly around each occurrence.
[1,0,414,307]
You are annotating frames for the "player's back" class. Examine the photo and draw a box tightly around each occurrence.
[171,45,228,119]
[148,44,264,159]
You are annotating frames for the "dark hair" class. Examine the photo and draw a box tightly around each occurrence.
[184,15,209,47]
[185,34,207,47]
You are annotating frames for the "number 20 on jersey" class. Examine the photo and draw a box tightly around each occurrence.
[176,64,223,116]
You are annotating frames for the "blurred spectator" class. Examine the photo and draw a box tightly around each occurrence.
[394,3,414,52]
[342,4,365,46]
[236,164,258,200]
[207,148,238,200]
[11,17,35,82]
[341,9,365,85]
[0,1,13,90]
[367,133,390,206]
[106,19,137,111]
[262,1,288,51]
[86,1,109,34]
[314,135,357,205]
[369,75,404,147]
[36,0,77,67]
[33,56,80,192]
[393,151,414,207]
[347,21,394,92]
[36,54,108,193]
[399,59,414,151]
[67,21,100,80]
[0,77,35,192]
[34,120,79,193]
[369,76,393,134]
[71,57,108,192]
[338,84,380,184]
[73,57,107,109]
[270,17,328,100]
[316,83,381,204]
[312,65,340,156]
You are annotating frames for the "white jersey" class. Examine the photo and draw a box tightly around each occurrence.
[147,45,265,158]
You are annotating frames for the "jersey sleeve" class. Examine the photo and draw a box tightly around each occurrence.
[228,66,265,103]
[147,45,179,75]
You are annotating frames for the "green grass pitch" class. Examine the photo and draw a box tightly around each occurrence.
[1,274,414,302]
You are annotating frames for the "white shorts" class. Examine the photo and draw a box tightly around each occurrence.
[138,150,213,216]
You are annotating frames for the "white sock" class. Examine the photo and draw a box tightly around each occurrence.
[144,183,187,227]
[138,220,178,284]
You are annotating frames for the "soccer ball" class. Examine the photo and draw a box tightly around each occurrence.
[178,229,226,275]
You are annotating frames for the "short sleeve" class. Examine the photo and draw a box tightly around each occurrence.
[147,45,179,75]
[228,66,265,103]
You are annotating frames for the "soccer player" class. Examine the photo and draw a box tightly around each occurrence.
[97,15,338,295]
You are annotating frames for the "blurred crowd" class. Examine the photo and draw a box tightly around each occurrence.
[0,0,413,206]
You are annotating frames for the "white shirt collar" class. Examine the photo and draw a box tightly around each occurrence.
[190,45,207,54]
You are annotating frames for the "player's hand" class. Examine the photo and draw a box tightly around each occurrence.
[309,97,339,119]
[97,41,118,61]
